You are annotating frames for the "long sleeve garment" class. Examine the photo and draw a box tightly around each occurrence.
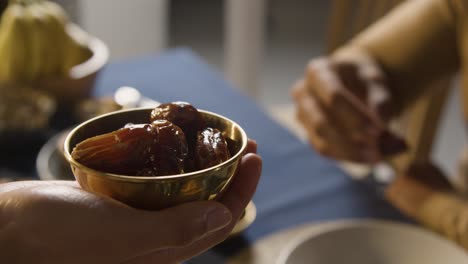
[338,0,468,250]
[341,0,464,117]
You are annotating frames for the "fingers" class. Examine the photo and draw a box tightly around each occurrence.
[292,79,381,163]
[334,62,367,100]
[0,181,241,263]
[385,161,453,219]
[385,174,433,218]
[378,130,408,156]
[367,81,392,122]
[219,153,262,220]
[124,153,262,264]
[175,153,262,257]
[292,57,408,163]
[305,58,384,136]
[246,139,257,154]
[3,149,261,264]
[116,201,232,261]
[0,182,232,264]
[0,180,79,194]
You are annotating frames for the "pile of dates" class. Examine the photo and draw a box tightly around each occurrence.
[71,102,231,176]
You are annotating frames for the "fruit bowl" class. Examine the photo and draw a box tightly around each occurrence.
[0,0,109,109]
[63,107,248,210]
[36,24,109,108]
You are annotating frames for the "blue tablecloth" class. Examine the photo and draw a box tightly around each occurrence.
[95,48,406,261]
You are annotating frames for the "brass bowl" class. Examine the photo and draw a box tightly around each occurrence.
[64,107,248,210]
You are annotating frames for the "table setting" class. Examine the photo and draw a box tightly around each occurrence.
[3,47,466,263]
[1,1,468,262]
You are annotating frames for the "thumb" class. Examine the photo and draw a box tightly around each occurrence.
[115,201,232,260]
[337,61,408,157]
[340,56,392,123]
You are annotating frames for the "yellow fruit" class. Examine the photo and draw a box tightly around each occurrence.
[23,3,48,81]
[0,0,91,81]
[32,1,68,77]
[0,4,29,82]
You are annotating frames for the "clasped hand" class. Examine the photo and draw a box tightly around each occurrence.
[0,140,262,264]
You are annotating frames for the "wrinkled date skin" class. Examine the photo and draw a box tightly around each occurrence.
[72,121,188,176]
[72,102,231,177]
[72,123,157,175]
[136,120,188,176]
[151,102,207,172]
[195,128,231,170]
[150,102,205,141]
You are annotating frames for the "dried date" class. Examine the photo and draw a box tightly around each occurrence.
[195,127,230,170]
[150,102,205,141]
[72,121,188,176]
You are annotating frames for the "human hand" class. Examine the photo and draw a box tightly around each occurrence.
[0,140,262,264]
[385,161,453,218]
[387,162,468,250]
[291,54,407,164]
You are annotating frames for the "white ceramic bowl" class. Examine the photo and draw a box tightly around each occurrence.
[277,220,468,264]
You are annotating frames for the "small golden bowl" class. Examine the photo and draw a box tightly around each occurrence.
[64,107,248,210]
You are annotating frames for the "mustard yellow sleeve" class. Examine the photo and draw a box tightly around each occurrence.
[339,0,463,115]
[418,192,468,250]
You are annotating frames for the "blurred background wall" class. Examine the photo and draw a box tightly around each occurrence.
[56,0,465,178]
[56,0,168,59]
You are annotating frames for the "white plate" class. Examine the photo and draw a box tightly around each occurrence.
[277,220,468,264]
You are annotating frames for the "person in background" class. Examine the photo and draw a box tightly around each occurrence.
[292,0,468,249]
[0,141,261,263]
